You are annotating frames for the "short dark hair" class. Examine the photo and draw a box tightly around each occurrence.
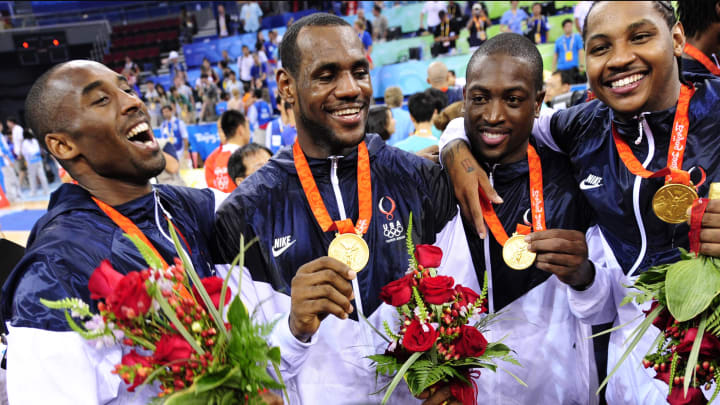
[562,18,572,27]
[408,92,435,123]
[220,109,246,140]
[553,69,574,86]
[467,33,543,92]
[583,1,676,41]
[279,12,351,77]
[424,87,447,111]
[366,105,391,140]
[24,63,67,149]
[678,0,720,38]
[228,143,271,180]
[6,116,18,125]
[448,70,456,77]
[253,88,262,99]
[161,104,173,112]
[373,5,381,13]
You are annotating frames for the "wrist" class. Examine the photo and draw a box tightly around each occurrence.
[288,314,313,343]
[570,261,595,291]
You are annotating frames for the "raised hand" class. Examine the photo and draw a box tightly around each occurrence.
[526,229,595,290]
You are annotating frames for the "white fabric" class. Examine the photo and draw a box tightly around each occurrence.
[20,139,41,163]
[5,325,156,404]
[227,213,475,404]
[237,55,254,82]
[10,126,22,159]
[421,1,446,28]
[573,1,593,32]
[568,226,669,404]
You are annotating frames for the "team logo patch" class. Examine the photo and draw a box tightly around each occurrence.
[379,196,405,243]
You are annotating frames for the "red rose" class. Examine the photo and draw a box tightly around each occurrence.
[455,285,481,308]
[415,245,443,268]
[107,272,152,320]
[88,260,124,300]
[645,301,674,330]
[402,319,437,352]
[419,275,456,305]
[654,362,708,405]
[454,325,488,357]
[121,350,153,392]
[675,328,720,358]
[379,274,414,307]
[154,334,194,364]
[192,276,231,310]
[450,373,479,405]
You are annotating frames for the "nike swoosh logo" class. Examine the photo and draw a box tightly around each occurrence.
[579,181,603,190]
[272,239,296,257]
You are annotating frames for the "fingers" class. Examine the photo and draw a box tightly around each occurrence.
[702,212,720,228]
[526,230,587,257]
[421,386,456,405]
[699,228,720,257]
[296,256,356,280]
[535,252,585,268]
[477,169,503,204]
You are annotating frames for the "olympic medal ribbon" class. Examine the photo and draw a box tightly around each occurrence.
[684,43,720,76]
[293,140,372,235]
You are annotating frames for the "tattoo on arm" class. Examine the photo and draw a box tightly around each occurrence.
[441,140,462,168]
[461,159,476,173]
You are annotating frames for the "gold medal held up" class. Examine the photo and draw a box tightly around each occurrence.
[328,233,370,272]
[652,183,698,224]
[502,233,536,270]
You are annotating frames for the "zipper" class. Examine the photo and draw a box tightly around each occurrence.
[484,164,499,314]
[628,116,654,277]
[328,156,347,220]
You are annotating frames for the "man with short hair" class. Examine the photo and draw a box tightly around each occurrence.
[431,10,459,57]
[213,13,473,404]
[159,104,189,163]
[394,92,439,153]
[553,18,584,74]
[426,61,463,104]
[383,86,414,145]
[0,60,219,404]
[267,101,296,154]
[239,0,263,33]
[227,143,272,186]
[678,0,720,75]
[246,88,272,146]
[237,45,254,86]
[205,109,250,193]
[544,70,573,107]
[372,5,388,42]
[500,0,528,34]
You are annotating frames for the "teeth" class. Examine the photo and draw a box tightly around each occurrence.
[332,108,360,116]
[126,122,150,139]
[610,74,644,89]
[482,132,505,139]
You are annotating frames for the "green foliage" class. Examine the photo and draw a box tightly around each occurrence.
[368,354,403,378]
[683,316,706,395]
[126,233,165,271]
[406,213,417,269]
[668,351,678,396]
[382,321,400,341]
[405,360,467,396]
[412,287,428,322]
[665,254,720,322]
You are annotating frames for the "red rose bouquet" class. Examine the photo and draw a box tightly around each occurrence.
[368,216,523,404]
[41,226,285,404]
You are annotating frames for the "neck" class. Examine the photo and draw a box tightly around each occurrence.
[226,137,247,147]
[77,175,153,206]
[685,35,719,60]
[414,122,434,135]
[296,134,357,159]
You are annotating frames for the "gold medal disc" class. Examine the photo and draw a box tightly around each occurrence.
[652,183,698,224]
[502,233,536,270]
[328,233,370,272]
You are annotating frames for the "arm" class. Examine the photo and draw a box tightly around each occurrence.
[552,52,558,71]
[163,152,179,174]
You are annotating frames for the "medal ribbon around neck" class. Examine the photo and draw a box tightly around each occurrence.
[92,196,193,270]
[684,43,720,76]
[479,144,546,245]
[611,84,696,185]
[292,140,372,235]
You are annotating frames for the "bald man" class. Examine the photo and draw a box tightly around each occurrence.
[0,60,223,404]
[426,60,463,104]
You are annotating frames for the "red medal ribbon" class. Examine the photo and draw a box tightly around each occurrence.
[92,196,192,269]
[684,43,720,76]
[612,84,696,185]
[479,144,546,245]
[689,198,710,255]
[292,140,372,235]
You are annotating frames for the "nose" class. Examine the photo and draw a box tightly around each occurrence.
[118,87,143,115]
[485,99,505,125]
[606,41,636,71]
[334,71,362,99]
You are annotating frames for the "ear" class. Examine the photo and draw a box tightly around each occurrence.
[44,132,79,161]
[671,21,686,58]
[276,68,295,105]
[534,90,546,117]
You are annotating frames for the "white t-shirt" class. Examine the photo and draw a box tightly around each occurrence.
[573,1,593,32]
[422,1,446,28]
[237,55,254,82]
[21,138,41,163]
[11,125,23,158]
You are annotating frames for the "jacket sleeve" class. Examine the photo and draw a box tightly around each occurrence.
[567,225,619,325]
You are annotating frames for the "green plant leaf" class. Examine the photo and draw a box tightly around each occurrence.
[227,296,249,327]
[382,351,422,404]
[683,316,707,395]
[125,234,165,271]
[666,256,720,321]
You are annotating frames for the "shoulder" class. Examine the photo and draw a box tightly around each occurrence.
[549,99,609,152]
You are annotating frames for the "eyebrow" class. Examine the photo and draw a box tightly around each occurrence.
[588,18,656,42]
[312,58,369,75]
[467,84,528,93]
[81,80,103,96]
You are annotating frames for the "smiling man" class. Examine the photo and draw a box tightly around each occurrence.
[0,60,219,404]
[213,13,473,404]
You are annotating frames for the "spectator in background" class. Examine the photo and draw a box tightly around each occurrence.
[223,70,242,96]
[237,45,254,88]
[143,81,162,126]
[216,3,231,37]
[123,56,140,76]
[500,0,528,34]
[467,2,491,51]
[573,0,592,34]
[544,69,575,109]
[160,104,189,164]
[179,6,198,44]
[246,88,272,146]
[6,117,26,192]
[447,70,459,88]
[240,1,263,33]
[341,1,359,16]
[431,10,459,57]
[197,73,219,122]
[424,87,448,138]
[354,19,373,58]
[371,5,388,42]
[0,123,20,202]
[267,101,295,154]
[265,29,279,64]
[172,75,195,123]
[426,61,463,104]
[200,57,220,83]
[446,1,463,25]
[356,8,373,37]
[227,87,245,112]
[383,86,413,145]
[167,50,186,78]
[394,92,438,153]
[527,2,549,44]
[366,105,395,141]
[227,143,272,186]
[204,109,250,193]
[156,136,186,186]
[250,52,268,90]
[220,49,232,67]
[677,0,720,76]
[420,1,446,33]
[553,18,584,77]
[21,129,49,197]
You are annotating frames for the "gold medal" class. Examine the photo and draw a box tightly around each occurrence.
[652,183,698,224]
[328,233,370,272]
[502,233,536,270]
